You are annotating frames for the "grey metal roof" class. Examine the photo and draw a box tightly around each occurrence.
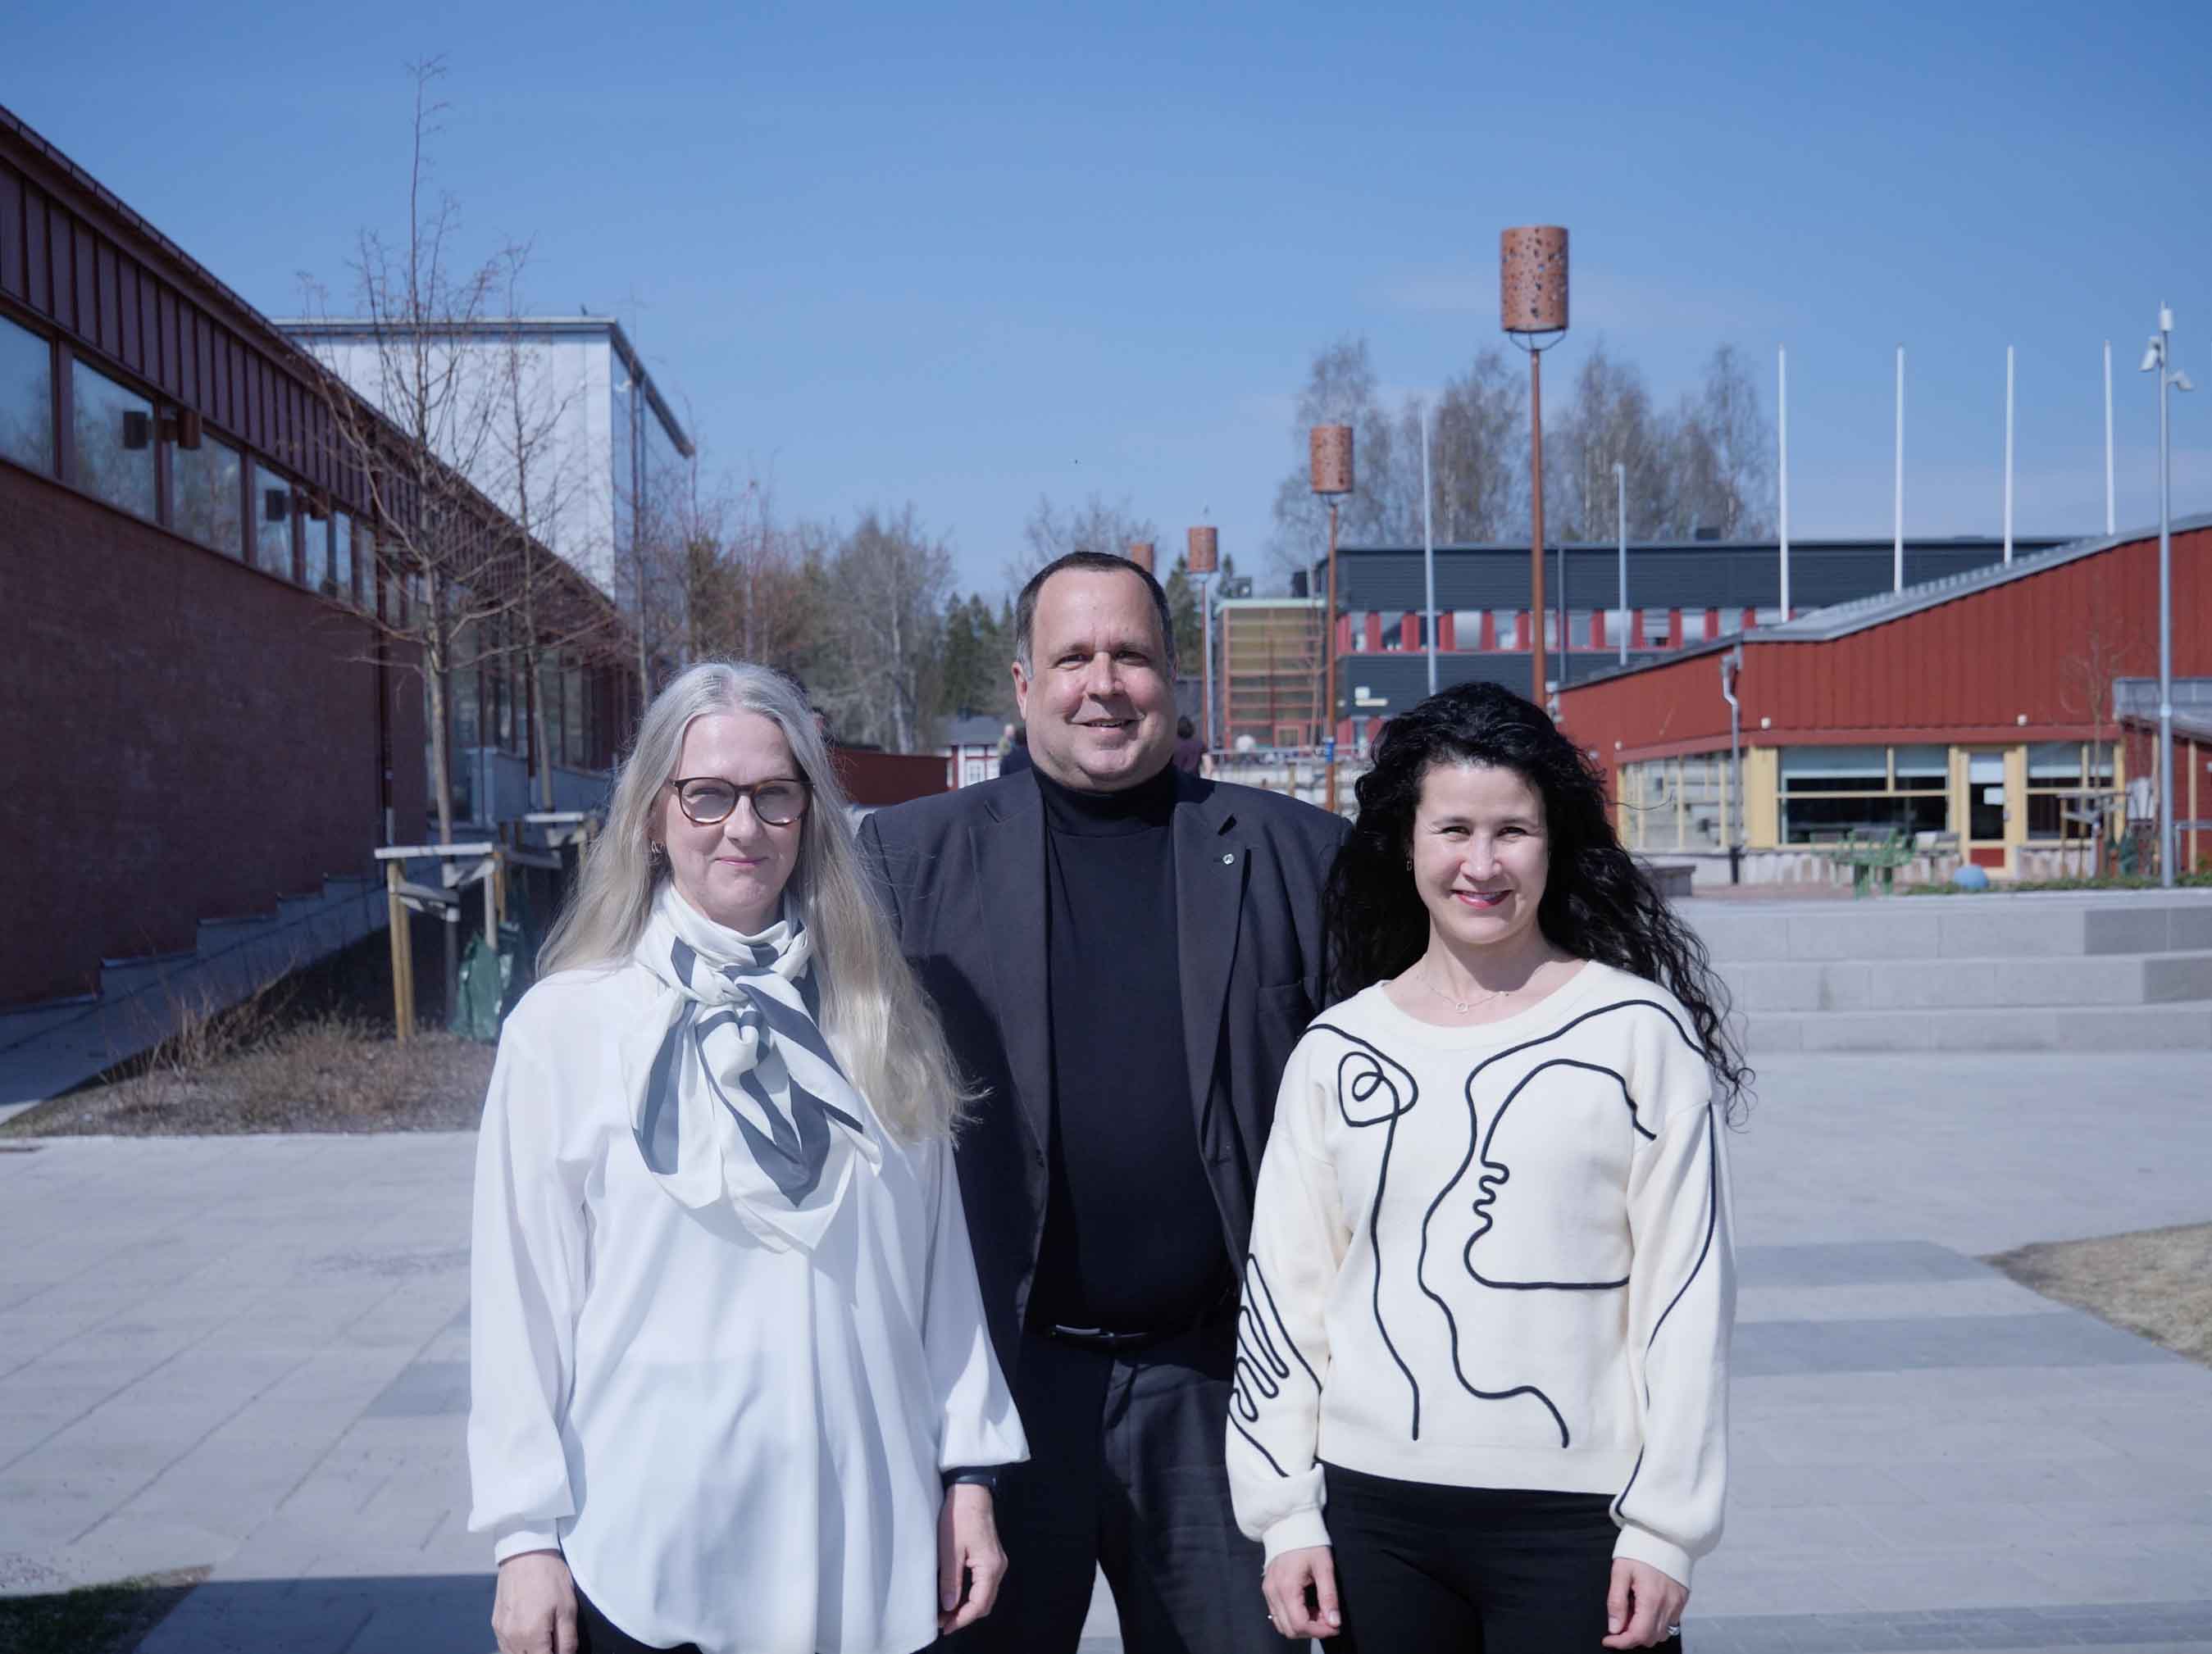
[1323,536,2069,615]
[942,714,1008,744]
[2116,677,2212,742]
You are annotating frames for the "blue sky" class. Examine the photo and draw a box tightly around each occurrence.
[11,0,2210,597]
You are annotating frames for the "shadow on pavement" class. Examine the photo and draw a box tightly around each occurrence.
[134,1573,494,1654]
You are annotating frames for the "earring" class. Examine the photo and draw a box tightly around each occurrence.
[649,842,667,870]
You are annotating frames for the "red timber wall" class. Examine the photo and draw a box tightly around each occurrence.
[1555,525,2212,793]
[833,749,949,808]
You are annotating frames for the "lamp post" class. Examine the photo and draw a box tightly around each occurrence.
[1186,526,1218,753]
[1310,425,1354,811]
[1502,226,1569,705]
[1615,461,1627,665]
[2141,303,2196,888]
[1778,346,1791,617]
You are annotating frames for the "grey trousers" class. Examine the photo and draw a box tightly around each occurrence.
[948,1320,1278,1654]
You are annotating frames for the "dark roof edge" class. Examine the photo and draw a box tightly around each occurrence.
[1,101,340,393]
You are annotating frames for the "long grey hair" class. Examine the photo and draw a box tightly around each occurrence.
[538,661,968,1142]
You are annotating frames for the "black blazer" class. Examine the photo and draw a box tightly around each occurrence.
[857,766,1349,1375]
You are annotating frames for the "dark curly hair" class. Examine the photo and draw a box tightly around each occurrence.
[1324,680,1750,1116]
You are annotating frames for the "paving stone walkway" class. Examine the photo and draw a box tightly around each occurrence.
[1,1048,2207,1652]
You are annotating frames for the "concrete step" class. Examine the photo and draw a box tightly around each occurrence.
[1720,951,2212,1013]
[1746,1000,2212,1053]
[0,886,389,1113]
[96,949,199,1002]
[1685,892,2212,964]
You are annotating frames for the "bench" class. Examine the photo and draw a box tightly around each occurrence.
[1812,827,1918,897]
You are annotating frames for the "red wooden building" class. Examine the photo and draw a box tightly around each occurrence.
[1554,519,2212,880]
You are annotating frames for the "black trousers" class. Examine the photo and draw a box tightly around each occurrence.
[944,1320,1277,1654]
[1325,1464,1687,1654]
[576,1587,930,1654]
[574,1587,700,1654]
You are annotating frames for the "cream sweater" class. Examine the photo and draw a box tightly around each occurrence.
[1227,962,1734,1587]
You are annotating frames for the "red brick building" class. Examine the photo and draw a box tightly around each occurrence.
[0,106,623,1005]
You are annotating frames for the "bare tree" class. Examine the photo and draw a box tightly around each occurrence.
[2059,594,2149,875]
[298,59,522,844]
[815,505,954,752]
[1548,339,1674,543]
[1013,492,1159,591]
[1427,348,1527,543]
[1668,344,1775,539]
[673,470,823,676]
[1268,337,1425,579]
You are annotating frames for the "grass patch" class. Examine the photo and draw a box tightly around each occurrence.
[1900,872,2212,897]
[0,1565,207,1654]
[1,926,494,1138]
[1986,1221,2212,1366]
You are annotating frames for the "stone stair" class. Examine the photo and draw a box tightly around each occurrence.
[1682,891,2212,1053]
[0,872,388,1114]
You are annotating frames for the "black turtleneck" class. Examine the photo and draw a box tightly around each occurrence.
[1027,761,1233,1334]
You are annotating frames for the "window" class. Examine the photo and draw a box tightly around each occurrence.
[304,514,333,594]
[539,655,566,766]
[562,656,585,766]
[171,434,242,556]
[1894,746,1948,793]
[71,359,156,519]
[331,515,356,602]
[1781,745,1948,843]
[1492,610,1521,650]
[253,463,295,579]
[2025,742,2118,841]
[0,316,55,473]
[1618,753,1736,853]
[1641,607,1672,648]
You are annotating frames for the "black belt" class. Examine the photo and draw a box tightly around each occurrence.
[1033,1290,1240,1354]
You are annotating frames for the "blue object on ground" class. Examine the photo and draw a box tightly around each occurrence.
[1951,864,1991,891]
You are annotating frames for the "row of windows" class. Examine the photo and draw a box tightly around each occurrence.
[1618,743,2123,852]
[1341,608,1782,653]
[2,307,617,778]
[1,307,385,607]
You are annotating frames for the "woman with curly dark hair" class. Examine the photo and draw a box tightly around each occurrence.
[1228,681,1743,1653]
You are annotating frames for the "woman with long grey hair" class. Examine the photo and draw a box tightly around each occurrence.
[470,661,1025,1654]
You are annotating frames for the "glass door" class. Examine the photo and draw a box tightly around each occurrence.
[1964,750,2010,870]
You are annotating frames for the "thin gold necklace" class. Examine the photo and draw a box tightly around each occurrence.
[1420,960,1533,1016]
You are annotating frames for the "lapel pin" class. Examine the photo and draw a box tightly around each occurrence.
[1221,852,1236,865]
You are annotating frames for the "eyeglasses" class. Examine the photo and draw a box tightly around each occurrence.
[668,775,811,827]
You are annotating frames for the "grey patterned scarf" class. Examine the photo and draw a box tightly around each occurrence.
[620,886,881,1252]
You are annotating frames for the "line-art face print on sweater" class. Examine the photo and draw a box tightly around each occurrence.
[1236,993,1712,1455]
[1227,968,1733,1582]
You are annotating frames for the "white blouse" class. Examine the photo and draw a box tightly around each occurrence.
[468,961,1026,1654]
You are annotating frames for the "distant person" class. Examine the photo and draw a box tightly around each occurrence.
[1172,715,1205,774]
[1231,681,1742,1652]
[998,723,1031,777]
[471,662,1024,1654]
[859,552,1347,1653]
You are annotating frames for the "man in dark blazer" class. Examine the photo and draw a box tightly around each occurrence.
[858,551,1347,1654]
